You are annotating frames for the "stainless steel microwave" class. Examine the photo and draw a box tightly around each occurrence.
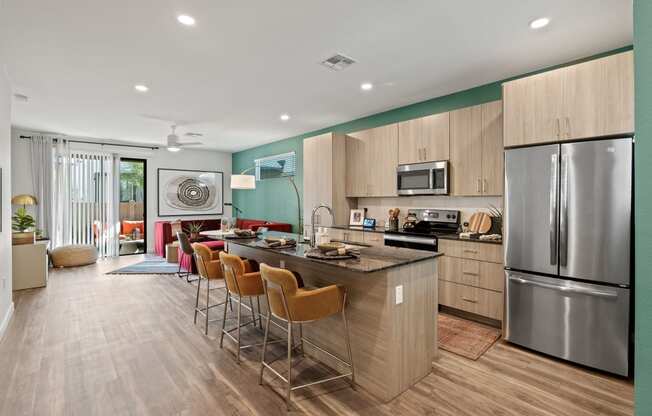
[397,160,449,195]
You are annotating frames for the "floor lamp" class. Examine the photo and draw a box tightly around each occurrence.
[230,168,302,234]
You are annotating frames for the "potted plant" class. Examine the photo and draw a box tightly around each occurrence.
[487,204,503,235]
[12,207,36,245]
[184,221,204,240]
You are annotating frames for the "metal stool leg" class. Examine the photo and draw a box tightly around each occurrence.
[342,307,356,389]
[286,320,293,411]
[205,279,210,335]
[256,297,263,329]
[193,276,201,324]
[220,290,230,348]
[236,296,242,363]
[248,297,258,327]
[259,312,271,385]
[299,323,305,357]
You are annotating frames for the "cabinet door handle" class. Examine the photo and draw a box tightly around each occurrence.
[556,118,561,138]
[423,148,427,161]
[463,271,479,276]
[463,249,478,254]
[476,178,482,193]
[565,117,571,138]
[482,179,487,193]
[462,297,478,303]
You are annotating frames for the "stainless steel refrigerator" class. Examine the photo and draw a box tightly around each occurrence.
[504,137,632,376]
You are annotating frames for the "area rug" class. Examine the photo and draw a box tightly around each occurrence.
[106,255,180,275]
[438,313,501,360]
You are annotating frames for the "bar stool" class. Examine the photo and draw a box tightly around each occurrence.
[219,251,268,363]
[258,263,355,410]
[192,243,231,335]
[176,232,196,282]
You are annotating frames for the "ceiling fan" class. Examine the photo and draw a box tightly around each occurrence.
[166,125,203,152]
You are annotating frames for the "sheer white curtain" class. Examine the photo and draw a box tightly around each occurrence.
[52,141,120,257]
[29,135,54,238]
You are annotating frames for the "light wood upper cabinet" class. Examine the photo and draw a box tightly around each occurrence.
[503,51,634,147]
[398,112,450,164]
[450,101,504,196]
[450,105,483,196]
[346,124,398,197]
[303,133,353,228]
[481,100,504,196]
[563,51,635,140]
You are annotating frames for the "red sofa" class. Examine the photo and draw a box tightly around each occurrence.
[154,218,292,258]
[154,219,222,257]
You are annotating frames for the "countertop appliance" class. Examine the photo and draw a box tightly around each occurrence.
[397,161,448,196]
[384,208,460,252]
[504,137,632,376]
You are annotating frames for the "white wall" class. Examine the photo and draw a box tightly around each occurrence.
[0,65,14,339]
[357,195,503,228]
[11,129,232,252]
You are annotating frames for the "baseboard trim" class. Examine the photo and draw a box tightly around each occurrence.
[0,301,15,342]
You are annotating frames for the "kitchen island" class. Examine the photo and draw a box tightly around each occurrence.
[225,233,441,402]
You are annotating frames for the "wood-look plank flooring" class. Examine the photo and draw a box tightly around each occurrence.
[0,255,633,415]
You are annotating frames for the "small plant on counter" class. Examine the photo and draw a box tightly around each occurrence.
[12,207,36,232]
[487,204,503,235]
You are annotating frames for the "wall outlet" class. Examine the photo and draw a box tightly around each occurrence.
[395,285,403,305]
[279,260,286,269]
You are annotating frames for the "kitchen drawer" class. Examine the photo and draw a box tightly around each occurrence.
[438,239,462,258]
[438,280,503,321]
[439,239,503,263]
[460,241,503,263]
[363,232,385,247]
[439,256,504,292]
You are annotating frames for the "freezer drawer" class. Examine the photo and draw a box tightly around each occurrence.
[505,271,629,376]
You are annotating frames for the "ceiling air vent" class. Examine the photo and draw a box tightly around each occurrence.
[320,54,356,71]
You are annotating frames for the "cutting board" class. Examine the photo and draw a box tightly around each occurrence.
[468,212,492,234]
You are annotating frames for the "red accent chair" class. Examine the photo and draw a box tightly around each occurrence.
[154,219,222,257]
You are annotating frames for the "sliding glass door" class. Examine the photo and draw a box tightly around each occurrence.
[119,159,146,255]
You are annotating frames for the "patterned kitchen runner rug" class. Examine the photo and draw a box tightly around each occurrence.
[438,313,501,360]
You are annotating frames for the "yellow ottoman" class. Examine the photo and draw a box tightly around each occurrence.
[50,245,98,268]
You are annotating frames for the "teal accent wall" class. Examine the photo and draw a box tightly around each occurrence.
[635,1,651,414]
[233,46,632,231]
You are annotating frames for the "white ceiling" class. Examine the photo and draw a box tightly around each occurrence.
[2,0,632,152]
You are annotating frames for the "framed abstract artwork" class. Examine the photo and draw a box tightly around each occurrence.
[157,168,224,216]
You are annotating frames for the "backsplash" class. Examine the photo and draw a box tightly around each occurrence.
[357,196,503,228]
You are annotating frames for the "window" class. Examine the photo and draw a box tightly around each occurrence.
[255,151,296,180]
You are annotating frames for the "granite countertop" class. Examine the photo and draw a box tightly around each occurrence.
[227,232,442,273]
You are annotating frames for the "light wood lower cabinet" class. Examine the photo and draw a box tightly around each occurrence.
[439,280,503,321]
[438,239,504,322]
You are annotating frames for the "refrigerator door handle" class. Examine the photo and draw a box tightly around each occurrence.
[508,276,618,298]
[560,153,569,267]
[549,154,558,265]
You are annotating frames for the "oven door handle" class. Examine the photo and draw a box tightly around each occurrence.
[383,234,437,246]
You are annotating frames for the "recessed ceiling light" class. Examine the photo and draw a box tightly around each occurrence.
[280,114,290,121]
[134,84,149,92]
[167,146,181,152]
[361,82,373,91]
[177,15,196,26]
[529,17,550,29]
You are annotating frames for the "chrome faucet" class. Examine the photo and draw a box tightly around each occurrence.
[311,204,334,247]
